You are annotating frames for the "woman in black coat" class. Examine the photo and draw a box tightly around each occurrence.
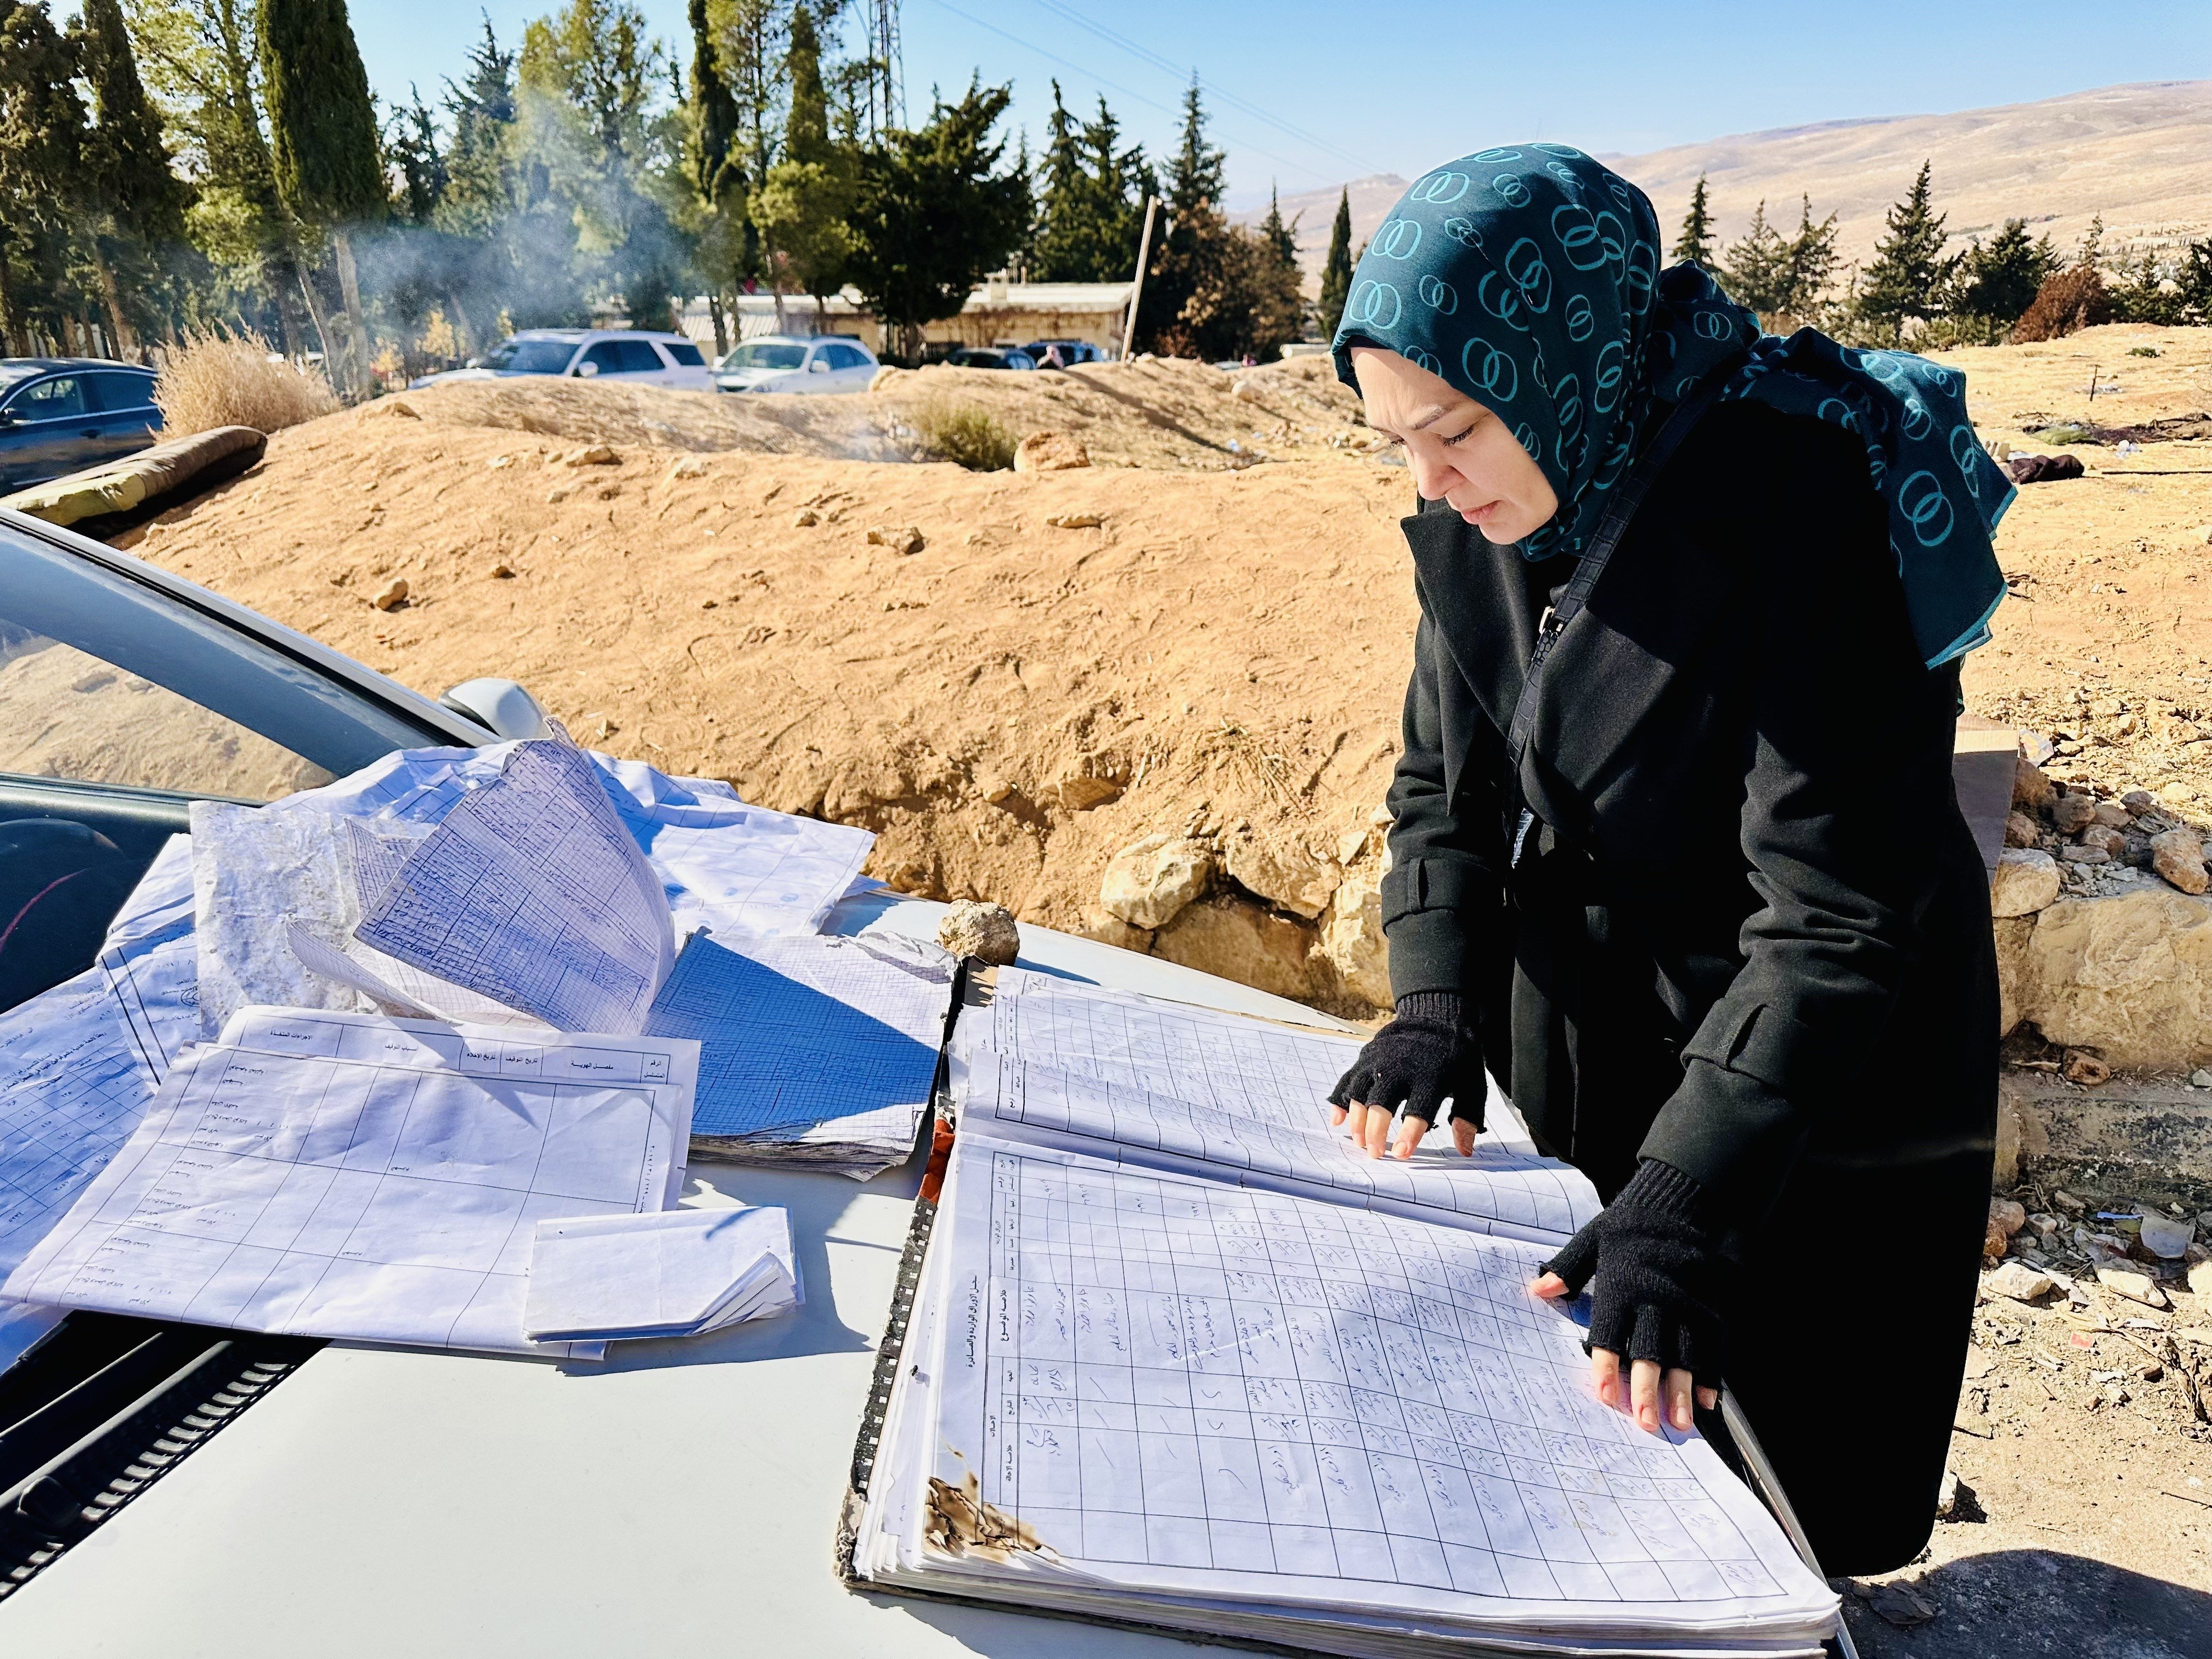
[1322,147,2010,1576]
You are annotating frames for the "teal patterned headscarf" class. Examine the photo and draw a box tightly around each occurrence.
[1330,144,2013,667]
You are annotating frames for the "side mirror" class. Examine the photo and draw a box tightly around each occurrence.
[809,358,830,373]
[465,357,484,369]
[575,360,600,377]
[439,677,552,741]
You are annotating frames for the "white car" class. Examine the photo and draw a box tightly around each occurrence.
[715,334,880,394]
[409,329,715,392]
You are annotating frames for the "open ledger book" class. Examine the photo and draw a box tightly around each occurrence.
[849,973,1840,1657]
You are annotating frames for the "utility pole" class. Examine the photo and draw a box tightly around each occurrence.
[1121,195,1158,361]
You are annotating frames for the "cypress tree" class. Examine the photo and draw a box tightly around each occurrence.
[687,0,746,348]
[258,0,386,394]
[1854,160,1951,334]
[1031,87,1148,284]
[1137,78,1232,356]
[1780,194,1839,320]
[1672,174,1714,267]
[1316,187,1352,337]
[73,0,190,352]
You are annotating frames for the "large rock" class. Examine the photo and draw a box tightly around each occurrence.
[1151,893,1321,1002]
[2051,792,2097,835]
[2152,827,2209,895]
[2013,757,2055,812]
[1318,860,1390,1008]
[1099,833,1214,929]
[1991,1077,2050,1187]
[1990,848,2061,917]
[937,900,1020,966]
[1013,430,1091,472]
[2018,888,2212,1070]
[1221,830,1340,919]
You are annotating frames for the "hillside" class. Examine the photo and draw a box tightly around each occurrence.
[1611,80,2212,266]
[1238,81,2210,291]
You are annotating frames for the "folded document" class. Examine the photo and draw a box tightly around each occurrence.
[522,1204,798,1342]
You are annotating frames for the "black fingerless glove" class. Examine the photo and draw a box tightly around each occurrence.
[1327,991,1485,1129]
[1541,1159,1729,1390]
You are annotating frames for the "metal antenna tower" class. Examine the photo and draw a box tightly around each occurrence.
[870,0,902,133]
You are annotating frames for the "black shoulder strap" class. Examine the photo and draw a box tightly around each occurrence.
[1504,380,1727,777]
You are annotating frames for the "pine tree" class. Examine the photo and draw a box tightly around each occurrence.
[1245,185,1306,357]
[846,78,1030,362]
[1031,86,1148,283]
[1316,187,1352,336]
[2078,213,2104,270]
[74,0,190,352]
[1854,160,1952,334]
[1137,77,1234,356]
[258,0,386,393]
[1673,174,1714,267]
[1719,199,1790,315]
[1780,194,1838,320]
[0,3,91,356]
[437,18,517,238]
[386,88,447,224]
[1954,218,2055,324]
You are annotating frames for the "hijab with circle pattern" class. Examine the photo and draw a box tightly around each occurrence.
[1330,144,2013,668]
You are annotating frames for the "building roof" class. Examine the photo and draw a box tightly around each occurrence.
[726,280,1134,318]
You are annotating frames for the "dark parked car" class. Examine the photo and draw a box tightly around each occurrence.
[1022,339,1103,368]
[0,360,161,493]
[944,347,1036,371]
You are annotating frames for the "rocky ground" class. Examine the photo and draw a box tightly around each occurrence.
[1836,1184,2212,1659]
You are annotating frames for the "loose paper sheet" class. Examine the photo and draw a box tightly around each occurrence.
[3,1007,698,1357]
[522,1204,797,1340]
[356,740,676,1034]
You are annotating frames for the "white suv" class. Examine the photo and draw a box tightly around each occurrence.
[715,334,880,394]
[410,330,715,392]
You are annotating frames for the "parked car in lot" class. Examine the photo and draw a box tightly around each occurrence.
[408,330,714,392]
[0,505,1328,1650]
[713,334,879,394]
[944,346,1036,371]
[1022,339,1102,368]
[0,361,162,493]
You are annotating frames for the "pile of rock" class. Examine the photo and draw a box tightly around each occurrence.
[1087,814,1392,1012]
[1990,753,2212,1075]
[1982,1188,2210,1312]
[2002,759,2208,900]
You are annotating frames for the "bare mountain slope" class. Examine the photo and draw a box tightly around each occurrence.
[1241,82,2208,294]
[1609,80,2211,264]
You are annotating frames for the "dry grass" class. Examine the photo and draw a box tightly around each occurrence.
[154,330,338,436]
[909,394,1015,471]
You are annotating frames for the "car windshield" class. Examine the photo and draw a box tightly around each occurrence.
[0,363,47,394]
[479,338,578,374]
[723,343,806,370]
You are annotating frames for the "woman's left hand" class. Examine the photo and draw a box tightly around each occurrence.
[1527,1159,1728,1434]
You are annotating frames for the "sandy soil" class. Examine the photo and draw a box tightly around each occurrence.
[97,321,2212,1650]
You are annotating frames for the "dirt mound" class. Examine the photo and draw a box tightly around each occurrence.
[359,353,1370,472]
[115,325,2212,1015]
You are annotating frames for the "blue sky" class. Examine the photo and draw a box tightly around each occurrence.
[350,0,2208,201]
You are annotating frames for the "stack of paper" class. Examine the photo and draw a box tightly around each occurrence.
[853,1133,1840,1658]
[644,933,954,1179]
[2,1006,698,1359]
[522,1205,798,1342]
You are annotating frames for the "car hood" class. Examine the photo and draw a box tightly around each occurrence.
[406,367,522,389]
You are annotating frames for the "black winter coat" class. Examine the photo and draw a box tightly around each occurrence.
[1379,399,1997,1575]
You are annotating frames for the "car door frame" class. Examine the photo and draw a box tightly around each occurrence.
[84,369,162,467]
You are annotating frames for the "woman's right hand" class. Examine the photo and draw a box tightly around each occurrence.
[1327,992,1485,1159]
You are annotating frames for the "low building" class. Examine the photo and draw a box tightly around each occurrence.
[680,277,1137,360]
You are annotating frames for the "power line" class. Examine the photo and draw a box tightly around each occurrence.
[1020,0,1389,177]
[910,0,1334,186]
